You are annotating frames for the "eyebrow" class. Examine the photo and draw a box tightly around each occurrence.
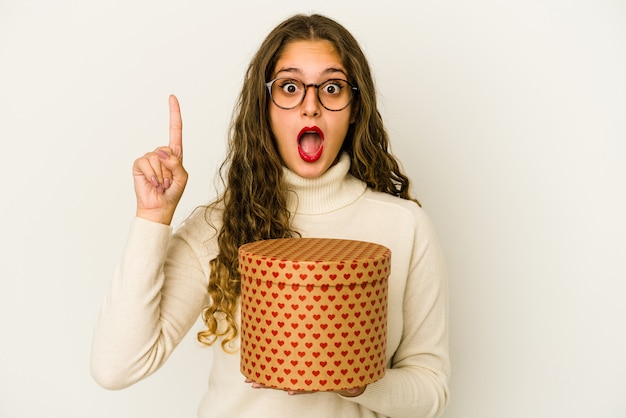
[275,67,348,79]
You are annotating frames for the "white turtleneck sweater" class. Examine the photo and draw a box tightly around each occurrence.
[91,153,450,418]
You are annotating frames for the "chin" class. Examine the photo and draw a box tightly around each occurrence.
[291,161,329,179]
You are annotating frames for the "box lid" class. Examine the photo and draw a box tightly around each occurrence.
[238,238,391,286]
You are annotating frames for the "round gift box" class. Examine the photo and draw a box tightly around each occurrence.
[238,237,390,392]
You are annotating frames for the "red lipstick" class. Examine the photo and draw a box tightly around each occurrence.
[297,126,324,162]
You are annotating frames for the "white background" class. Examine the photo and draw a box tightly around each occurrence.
[1,1,625,417]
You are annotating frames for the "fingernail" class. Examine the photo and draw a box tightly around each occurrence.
[150,176,159,187]
[164,178,171,189]
[157,150,169,159]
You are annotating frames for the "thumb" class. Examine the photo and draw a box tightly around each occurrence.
[157,148,188,187]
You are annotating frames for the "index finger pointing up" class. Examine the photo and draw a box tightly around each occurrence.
[169,94,183,160]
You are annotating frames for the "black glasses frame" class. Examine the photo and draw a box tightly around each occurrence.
[265,78,358,111]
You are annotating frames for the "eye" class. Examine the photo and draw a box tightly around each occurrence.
[278,79,301,95]
[321,80,346,96]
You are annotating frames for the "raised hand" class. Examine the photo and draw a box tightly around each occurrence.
[132,95,188,225]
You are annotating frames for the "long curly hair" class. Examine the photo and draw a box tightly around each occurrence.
[197,14,419,351]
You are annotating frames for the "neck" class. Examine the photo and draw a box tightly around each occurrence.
[282,153,366,215]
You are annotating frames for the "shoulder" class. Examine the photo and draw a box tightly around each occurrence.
[172,204,223,255]
[362,189,429,222]
[361,189,440,243]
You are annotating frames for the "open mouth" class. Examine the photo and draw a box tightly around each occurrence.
[297,126,324,162]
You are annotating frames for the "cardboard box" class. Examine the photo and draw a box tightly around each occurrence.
[239,237,390,391]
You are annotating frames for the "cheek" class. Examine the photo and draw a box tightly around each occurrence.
[268,107,278,136]
[268,110,291,152]
[329,115,352,147]
[268,110,281,141]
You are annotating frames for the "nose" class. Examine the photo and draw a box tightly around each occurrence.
[301,85,321,117]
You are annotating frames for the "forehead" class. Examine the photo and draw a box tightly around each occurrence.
[273,40,346,78]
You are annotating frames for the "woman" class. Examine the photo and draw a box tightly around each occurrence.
[91,13,449,418]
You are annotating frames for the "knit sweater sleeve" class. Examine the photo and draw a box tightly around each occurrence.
[90,215,211,390]
[342,208,450,418]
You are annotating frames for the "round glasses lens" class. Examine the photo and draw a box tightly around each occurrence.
[270,78,305,109]
[270,78,354,111]
[317,79,353,110]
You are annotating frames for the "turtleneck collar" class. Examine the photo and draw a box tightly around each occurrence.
[281,153,367,215]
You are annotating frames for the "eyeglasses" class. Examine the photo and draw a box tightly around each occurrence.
[266,78,358,111]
